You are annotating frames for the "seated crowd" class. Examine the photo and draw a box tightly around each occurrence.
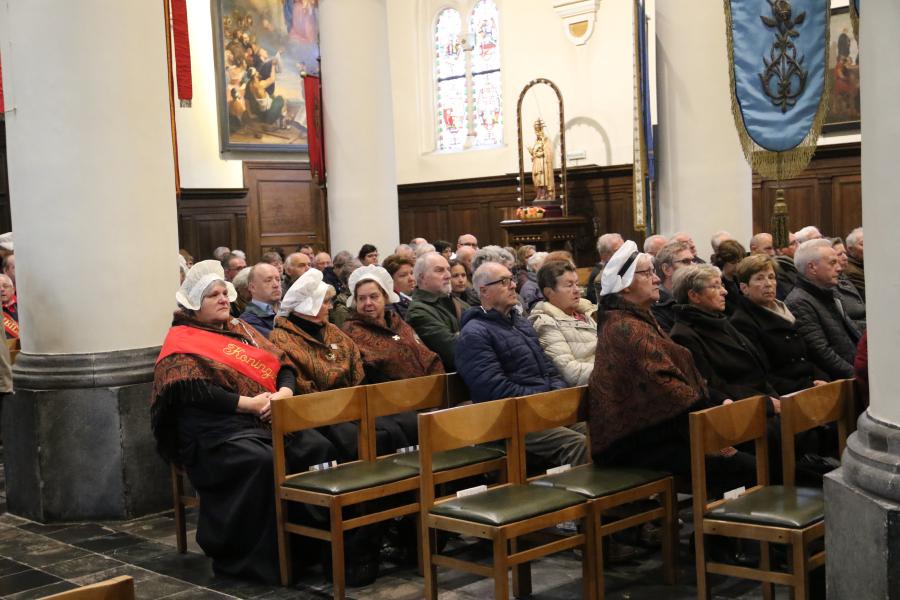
[152,226,867,588]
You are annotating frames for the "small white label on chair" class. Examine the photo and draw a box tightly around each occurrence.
[398,445,419,454]
[456,485,487,498]
[723,486,746,500]
[546,464,572,475]
[557,520,578,532]
[310,460,338,472]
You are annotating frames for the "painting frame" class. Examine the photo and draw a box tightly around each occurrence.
[823,5,860,134]
[211,0,320,153]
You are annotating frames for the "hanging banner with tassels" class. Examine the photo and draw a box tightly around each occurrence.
[303,74,325,187]
[632,0,655,233]
[724,0,831,246]
[170,0,192,107]
[850,0,859,39]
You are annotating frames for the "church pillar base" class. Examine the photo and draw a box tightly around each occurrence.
[3,348,169,521]
[825,412,900,598]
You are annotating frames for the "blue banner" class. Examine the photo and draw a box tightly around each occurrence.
[726,0,830,153]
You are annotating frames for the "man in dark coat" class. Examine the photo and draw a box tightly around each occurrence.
[786,240,861,379]
[585,233,623,304]
[456,261,587,468]
[774,232,799,300]
[406,252,468,371]
[844,227,865,300]
[651,240,694,332]
[239,263,282,338]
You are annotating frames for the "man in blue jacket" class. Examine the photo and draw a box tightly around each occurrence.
[455,261,588,468]
[239,262,282,337]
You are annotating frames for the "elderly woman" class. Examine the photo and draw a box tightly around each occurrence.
[831,237,866,330]
[587,242,754,492]
[730,255,829,395]
[449,259,479,307]
[269,269,366,460]
[528,260,597,386]
[342,265,444,449]
[710,239,746,316]
[519,251,548,313]
[669,264,780,402]
[151,261,335,584]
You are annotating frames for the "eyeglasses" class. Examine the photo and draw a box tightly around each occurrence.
[483,276,514,288]
[673,258,694,266]
[633,268,656,278]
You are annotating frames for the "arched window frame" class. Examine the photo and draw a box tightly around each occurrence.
[430,0,503,153]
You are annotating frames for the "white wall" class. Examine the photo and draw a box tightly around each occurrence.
[387,0,637,185]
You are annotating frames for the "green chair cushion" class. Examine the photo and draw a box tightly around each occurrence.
[283,460,418,495]
[430,484,585,526]
[390,446,505,472]
[530,465,669,498]
[706,486,824,529]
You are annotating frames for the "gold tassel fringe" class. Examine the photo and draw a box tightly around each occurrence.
[723,0,832,182]
[771,188,790,248]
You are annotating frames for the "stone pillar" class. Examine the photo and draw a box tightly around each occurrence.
[0,1,177,519]
[654,1,753,250]
[825,3,900,598]
[319,0,400,256]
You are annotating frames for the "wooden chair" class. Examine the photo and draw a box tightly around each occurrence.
[271,386,421,599]
[419,398,595,599]
[170,464,199,553]
[40,576,134,599]
[780,379,855,487]
[690,395,825,600]
[444,372,471,406]
[516,388,677,600]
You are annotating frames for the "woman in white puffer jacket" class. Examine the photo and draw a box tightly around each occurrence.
[528,260,598,386]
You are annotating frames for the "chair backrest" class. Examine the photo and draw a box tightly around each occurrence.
[40,576,134,600]
[780,379,855,486]
[515,387,586,480]
[271,386,369,483]
[365,374,447,457]
[689,395,769,510]
[445,372,471,406]
[418,398,520,506]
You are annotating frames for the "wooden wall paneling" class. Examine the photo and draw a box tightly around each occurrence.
[831,175,862,239]
[243,162,328,262]
[177,188,249,261]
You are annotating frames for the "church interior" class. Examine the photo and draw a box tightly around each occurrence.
[0,0,897,598]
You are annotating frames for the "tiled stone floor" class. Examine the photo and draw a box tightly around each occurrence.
[0,458,795,599]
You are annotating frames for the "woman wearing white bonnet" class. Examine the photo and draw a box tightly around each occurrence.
[151,260,336,583]
[342,265,444,449]
[269,268,366,460]
[585,242,756,497]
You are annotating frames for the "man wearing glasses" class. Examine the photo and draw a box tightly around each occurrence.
[651,240,696,332]
[455,261,588,469]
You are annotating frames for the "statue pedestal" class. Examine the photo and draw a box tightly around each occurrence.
[500,216,588,262]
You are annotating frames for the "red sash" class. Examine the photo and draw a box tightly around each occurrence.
[2,312,18,339]
[157,325,279,392]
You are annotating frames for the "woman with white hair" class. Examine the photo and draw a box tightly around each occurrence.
[151,260,336,584]
[518,251,548,313]
[586,243,754,495]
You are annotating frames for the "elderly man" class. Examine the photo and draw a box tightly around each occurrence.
[314,251,332,271]
[394,244,416,260]
[795,225,824,244]
[586,233,624,304]
[671,232,704,264]
[774,231,800,300]
[710,230,734,255]
[221,252,246,282]
[456,261,587,468]
[749,232,776,257]
[455,245,476,273]
[0,275,18,339]
[844,227,865,300]
[283,252,311,289]
[457,233,478,251]
[472,245,515,273]
[212,246,231,261]
[643,234,667,256]
[651,240,695,332]
[326,251,353,294]
[406,252,468,371]
[239,262,283,337]
[3,255,14,287]
[230,266,252,318]
[786,239,861,379]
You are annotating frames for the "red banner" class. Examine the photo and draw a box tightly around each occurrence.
[171,0,192,106]
[2,313,17,339]
[303,75,325,186]
[157,326,279,392]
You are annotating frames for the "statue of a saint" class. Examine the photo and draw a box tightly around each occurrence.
[528,119,555,201]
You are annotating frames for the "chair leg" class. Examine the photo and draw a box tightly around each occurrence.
[274,497,292,586]
[582,512,598,600]
[661,479,678,585]
[415,513,425,577]
[171,467,187,554]
[510,537,531,598]
[760,541,773,600]
[791,536,808,600]
[329,505,346,600]
[594,508,606,600]
[422,524,439,600]
[694,532,711,600]
[492,536,510,599]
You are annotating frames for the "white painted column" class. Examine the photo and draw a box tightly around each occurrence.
[860,1,900,426]
[319,0,400,255]
[1,0,179,354]
[654,1,752,249]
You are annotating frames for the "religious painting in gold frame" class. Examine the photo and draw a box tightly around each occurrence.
[823,6,859,134]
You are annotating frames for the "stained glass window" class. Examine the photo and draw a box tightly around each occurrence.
[433,1,502,152]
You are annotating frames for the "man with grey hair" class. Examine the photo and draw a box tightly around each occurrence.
[749,232,776,257]
[457,233,478,251]
[283,252,311,289]
[414,243,436,258]
[221,252,246,282]
[230,266,253,317]
[240,262,283,337]
[586,233,624,304]
[327,250,354,294]
[455,245,476,273]
[786,239,861,379]
[671,232,703,263]
[794,225,823,244]
[774,231,800,300]
[710,230,734,254]
[212,246,231,261]
[643,234,667,256]
[471,245,515,272]
[651,240,695,331]
[394,244,416,260]
[843,226,865,300]
[456,261,588,468]
[406,252,468,370]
